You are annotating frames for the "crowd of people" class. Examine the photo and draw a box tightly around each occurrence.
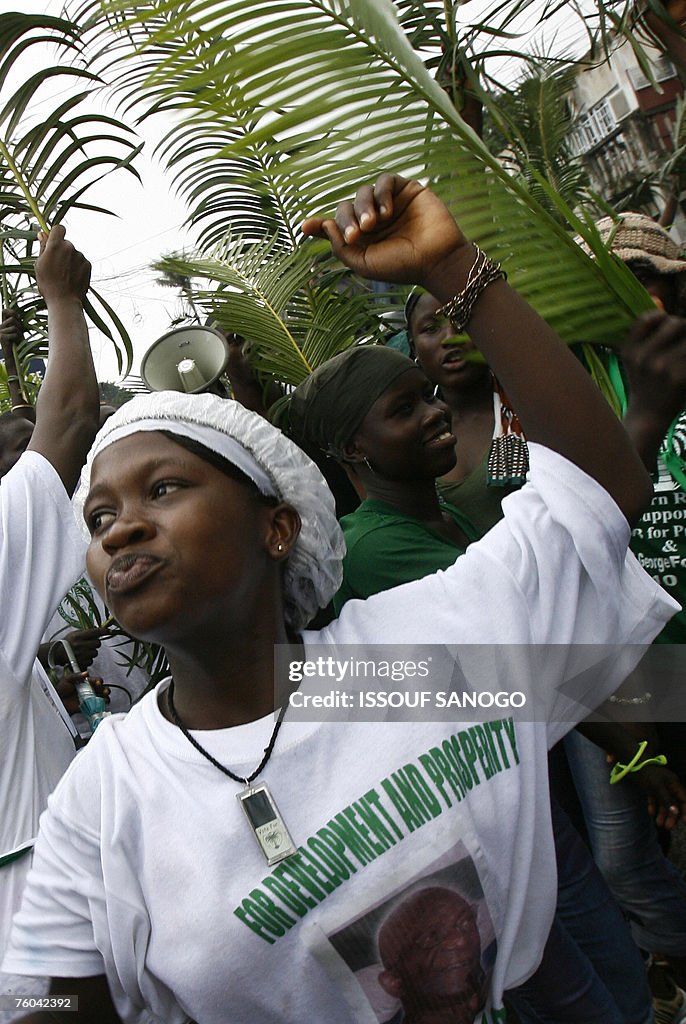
[1,173,686,1023]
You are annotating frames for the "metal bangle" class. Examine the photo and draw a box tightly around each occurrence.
[435,244,506,333]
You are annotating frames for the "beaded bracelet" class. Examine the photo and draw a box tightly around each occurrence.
[609,740,667,784]
[435,244,506,333]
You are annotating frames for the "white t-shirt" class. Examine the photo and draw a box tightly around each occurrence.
[0,453,86,958]
[3,446,678,1024]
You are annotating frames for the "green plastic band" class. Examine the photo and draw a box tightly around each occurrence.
[610,740,667,784]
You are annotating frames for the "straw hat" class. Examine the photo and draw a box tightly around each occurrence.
[586,212,686,274]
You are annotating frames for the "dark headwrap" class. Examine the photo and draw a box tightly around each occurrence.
[289,346,415,456]
[403,286,426,338]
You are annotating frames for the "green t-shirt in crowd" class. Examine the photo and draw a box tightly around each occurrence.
[631,426,686,644]
[437,451,521,537]
[333,498,480,614]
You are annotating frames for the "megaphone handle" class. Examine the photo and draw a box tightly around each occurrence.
[48,638,82,674]
[48,639,110,733]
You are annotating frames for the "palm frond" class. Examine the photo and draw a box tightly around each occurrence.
[157,117,309,250]
[78,0,654,355]
[482,59,593,223]
[109,638,168,689]
[155,234,392,386]
[55,578,106,632]
[0,12,146,376]
[54,576,168,691]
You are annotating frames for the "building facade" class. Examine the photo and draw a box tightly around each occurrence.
[568,37,685,233]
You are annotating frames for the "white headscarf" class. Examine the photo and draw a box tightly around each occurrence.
[74,391,345,630]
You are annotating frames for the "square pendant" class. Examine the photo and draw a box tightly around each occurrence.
[238,782,297,865]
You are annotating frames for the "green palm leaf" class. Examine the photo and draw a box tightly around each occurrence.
[155,235,391,386]
[80,0,654,355]
[483,60,592,222]
[158,119,308,249]
[0,12,145,377]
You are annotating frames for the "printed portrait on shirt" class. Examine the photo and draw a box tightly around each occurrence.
[323,843,496,1024]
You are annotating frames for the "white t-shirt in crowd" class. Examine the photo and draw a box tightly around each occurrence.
[0,453,86,959]
[3,446,679,1024]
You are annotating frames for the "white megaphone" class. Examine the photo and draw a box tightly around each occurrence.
[140,324,230,394]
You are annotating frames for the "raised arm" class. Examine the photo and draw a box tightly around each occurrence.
[27,226,99,495]
[621,309,686,470]
[303,174,652,524]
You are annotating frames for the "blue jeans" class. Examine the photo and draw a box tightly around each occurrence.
[507,795,653,1023]
[565,729,686,957]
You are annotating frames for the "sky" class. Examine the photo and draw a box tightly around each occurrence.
[1,0,593,383]
[461,0,600,85]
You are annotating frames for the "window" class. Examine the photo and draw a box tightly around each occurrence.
[627,57,677,91]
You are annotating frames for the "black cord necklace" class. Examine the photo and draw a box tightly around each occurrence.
[167,679,288,784]
[167,679,297,865]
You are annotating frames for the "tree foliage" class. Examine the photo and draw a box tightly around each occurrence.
[61,0,686,409]
[0,12,145,380]
[68,0,663,381]
[483,60,592,222]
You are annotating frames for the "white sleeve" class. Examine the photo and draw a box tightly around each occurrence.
[2,751,104,978]
[317,445,678,728]
[468,443,677,645]
[0,452,86,690]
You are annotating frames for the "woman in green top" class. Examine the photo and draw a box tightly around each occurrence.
[288,344,479,613]
[407,291,526,535]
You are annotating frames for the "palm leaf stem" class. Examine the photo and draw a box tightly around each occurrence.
[442,1,455,45]
[0,241,29,403]
[0,240,9,308]
[0,139,48,232]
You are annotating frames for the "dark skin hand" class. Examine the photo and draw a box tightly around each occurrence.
[0,309,34,420]
[54,671,110,717]
[638,762,686,829]
[303,173,652,524]
[0,307,22,344]
[579,720,686,829]
[37,626,111,674]
[223,333,283,414]
[36,626,111,715]
[622,308,686,470]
